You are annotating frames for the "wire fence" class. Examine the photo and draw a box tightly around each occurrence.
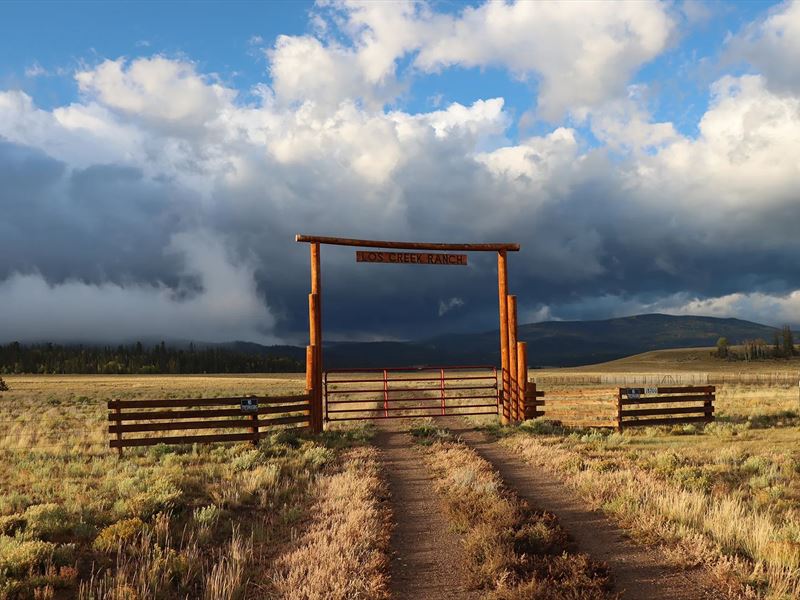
[532,371,800,386]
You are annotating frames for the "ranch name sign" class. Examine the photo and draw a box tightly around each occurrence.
[356,250,468,266]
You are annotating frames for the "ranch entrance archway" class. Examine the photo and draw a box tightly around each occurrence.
[295,234,532,432]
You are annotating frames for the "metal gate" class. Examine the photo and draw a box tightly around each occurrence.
[324,365,499,421]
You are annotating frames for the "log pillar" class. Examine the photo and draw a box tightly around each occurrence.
[497,251,510,424]
[517,341,527,422]
[507,294,518,422]
[308,242,323,433]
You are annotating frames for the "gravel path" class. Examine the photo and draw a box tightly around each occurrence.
[374,426,479,600]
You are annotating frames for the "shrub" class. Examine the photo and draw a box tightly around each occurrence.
[0,536,56,575]
[192,505,221,529]
[0,377,8,391]
[0,514,25,536]
[519,419,563,436]
[120,476,182,519]
[24,504,71,539]
[93,518,145,553]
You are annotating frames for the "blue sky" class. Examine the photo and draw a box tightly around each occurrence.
[1,0,799,343]
[1,1,773,134]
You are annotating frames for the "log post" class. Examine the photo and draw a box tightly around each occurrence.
[306,344,316,427]
[114,401,123,457]
[705,386,714,423]
[250,407,260,447]
[308,291,322,433]
[310,243,322,433]
[497,251,509,424]
[516,341,527,422]
[507,295,518,422]
[616,389,623,432]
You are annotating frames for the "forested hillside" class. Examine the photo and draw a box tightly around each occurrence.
[0,342,302,374]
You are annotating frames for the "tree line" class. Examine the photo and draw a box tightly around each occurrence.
[0,342,302,375]
[715,325,797,361]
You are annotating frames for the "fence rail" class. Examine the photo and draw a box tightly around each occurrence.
[107,394,311,453]
[617,386,715,430]
[532,371,800,386]
[527,387,617,427]
[524,384,716,430]
[324,365,498,421]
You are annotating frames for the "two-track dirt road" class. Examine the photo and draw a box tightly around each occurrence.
[373,420,728,599]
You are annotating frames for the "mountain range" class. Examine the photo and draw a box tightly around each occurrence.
[227,313,780,369]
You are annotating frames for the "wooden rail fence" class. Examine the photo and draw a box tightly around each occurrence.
[108,394,311,454]
[522,385,715,430]
[617,386,715,430]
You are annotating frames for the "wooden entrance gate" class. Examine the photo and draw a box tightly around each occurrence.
[296,235,529,430]
[324,365,499,421]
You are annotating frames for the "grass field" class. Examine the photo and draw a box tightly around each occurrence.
[2,354,800,598]
[0,374,387,599]
[494,351,800,598]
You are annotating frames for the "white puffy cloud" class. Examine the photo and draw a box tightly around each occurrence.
[727,0,800,94]
[413,0,675,120]
[76,56,236,129]
[590,87,680,152]
[642,74,800,217]
[269,0,674,119]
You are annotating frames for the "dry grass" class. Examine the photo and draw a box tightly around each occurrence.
[0,374,376,599]
[271,446,391,600]
[411,424,614,599]
[498,382,800,599]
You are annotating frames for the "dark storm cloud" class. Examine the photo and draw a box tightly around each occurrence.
[1,37,800,343]
[0,139,188,288]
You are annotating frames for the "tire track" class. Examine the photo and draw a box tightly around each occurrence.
[374,425,479,600]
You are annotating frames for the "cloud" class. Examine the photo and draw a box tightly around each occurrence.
[0,230,275,343]
[411,0,675,120]
[269,0,675,119]
[75,56,236,130]
[528,289,800,328]
[727,0,800,94]
[438,297,465,317]
[24,62,48,78]
[1,3,800,345]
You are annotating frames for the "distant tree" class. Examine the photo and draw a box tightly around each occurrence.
[774,331,784,358]
[716,337,729,359]
[742,338,769,362]
[782,325,796,357]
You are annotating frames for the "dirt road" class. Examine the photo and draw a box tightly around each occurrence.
[457,427,726,600]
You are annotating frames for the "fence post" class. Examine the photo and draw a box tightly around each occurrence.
[383,369,389,418]
[440,368,446,416]
[306,344,322,432]
[516,341,527,422]
[616,388,623,432]
[250,404,260,446]
[113,400,123,457]
[497,251,510,425]
[705,386,714,423]
[507,295,518,422]
[308,292,323,434]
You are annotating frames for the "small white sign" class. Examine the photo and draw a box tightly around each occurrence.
[240,398,258,413]
[645,387,658,396]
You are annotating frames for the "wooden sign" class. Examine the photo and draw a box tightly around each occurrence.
[356,250,467,266]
